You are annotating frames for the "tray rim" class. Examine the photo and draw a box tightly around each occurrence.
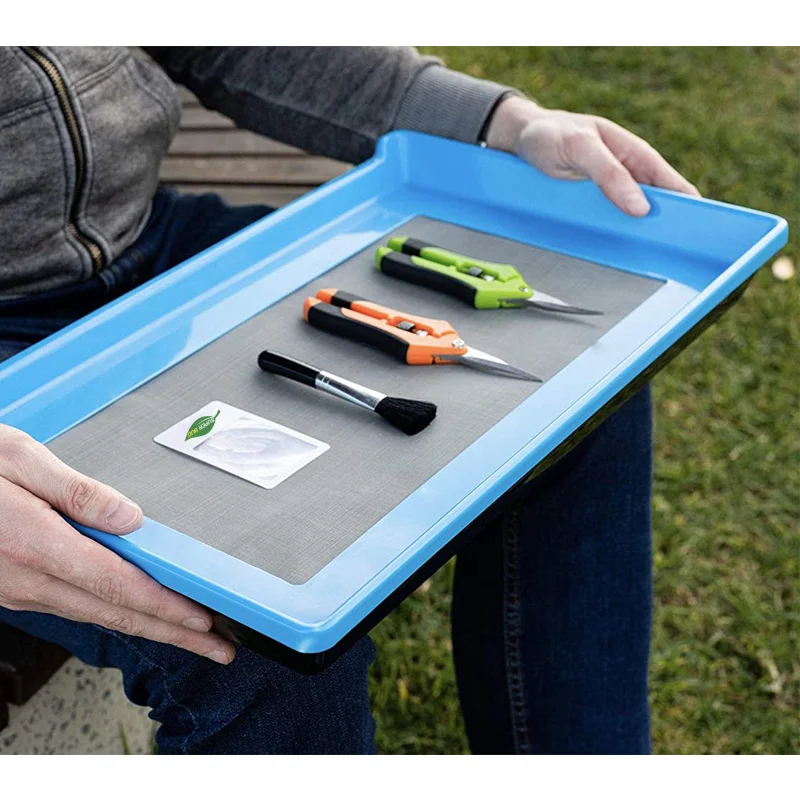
[0,131,788,653]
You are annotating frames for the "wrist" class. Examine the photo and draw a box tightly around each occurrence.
[395,65,519,148]
[484,95,545,153]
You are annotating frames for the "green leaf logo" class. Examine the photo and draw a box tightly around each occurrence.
[185,410,220,442]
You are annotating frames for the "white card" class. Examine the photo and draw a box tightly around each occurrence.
[154,401,329,489]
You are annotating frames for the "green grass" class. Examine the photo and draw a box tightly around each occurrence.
[368,47,800,754]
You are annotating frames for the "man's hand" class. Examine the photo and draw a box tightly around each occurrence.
[0,424,235,664]
[486,95,701,217]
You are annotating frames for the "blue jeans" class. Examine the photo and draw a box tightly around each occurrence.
[0,189,653,754]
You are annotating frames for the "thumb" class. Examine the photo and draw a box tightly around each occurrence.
[0,430,143,533]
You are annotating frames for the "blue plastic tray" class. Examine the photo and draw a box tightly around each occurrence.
[0,132,787,669]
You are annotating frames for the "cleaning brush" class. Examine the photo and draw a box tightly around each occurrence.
[257,350,437,436]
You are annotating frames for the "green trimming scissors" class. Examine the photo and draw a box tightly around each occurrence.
[375,237,602,315]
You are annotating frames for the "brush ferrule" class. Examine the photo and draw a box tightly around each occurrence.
[315,372,385,411]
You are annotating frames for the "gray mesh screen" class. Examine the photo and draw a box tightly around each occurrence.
[49,218,661,584]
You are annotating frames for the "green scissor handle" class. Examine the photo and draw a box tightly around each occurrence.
[375,237,534,310]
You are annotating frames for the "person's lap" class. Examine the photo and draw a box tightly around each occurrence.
[0,189,653,754]
[0,603,378,754]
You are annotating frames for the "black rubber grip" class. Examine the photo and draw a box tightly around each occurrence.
[379,251,477,306]
[306,302,410,363]
[258,350,319,387]
[326,290,368,310]
[399,238,432,258]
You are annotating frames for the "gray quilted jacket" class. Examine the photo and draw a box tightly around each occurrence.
[0,47,510,297]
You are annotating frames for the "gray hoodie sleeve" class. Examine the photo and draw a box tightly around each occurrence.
[143,47,513,164]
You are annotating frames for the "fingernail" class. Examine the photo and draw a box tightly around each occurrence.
[625,193,650,216]
[183,617,211,633]
[105,496,142,530]
[207,650,231,665]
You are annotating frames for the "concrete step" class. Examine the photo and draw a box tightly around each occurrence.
[0,658,156,755]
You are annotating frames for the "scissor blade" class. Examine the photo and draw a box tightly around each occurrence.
[439,347,542,382]
[503,289,603,316]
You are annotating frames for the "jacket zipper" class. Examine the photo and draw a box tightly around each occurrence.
[22,46,105,272]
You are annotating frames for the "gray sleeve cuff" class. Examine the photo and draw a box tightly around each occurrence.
[393,64,519,145]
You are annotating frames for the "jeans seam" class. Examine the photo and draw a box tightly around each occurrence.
[93,624,199,754]
[502,503,531,754]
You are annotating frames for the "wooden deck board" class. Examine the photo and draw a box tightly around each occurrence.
[161,86,349,207]
[169,131,303,157]
[177,106,236,130]
[161,155,346,185]
[172,185,309,207]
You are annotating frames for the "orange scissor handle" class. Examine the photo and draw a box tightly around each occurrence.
[315,288,456,338]
[303,290,468,366]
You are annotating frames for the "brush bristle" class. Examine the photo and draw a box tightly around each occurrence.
[374,396,437,435]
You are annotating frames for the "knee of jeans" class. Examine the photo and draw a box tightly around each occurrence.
[139,634,376,754]
[524,385,653,492]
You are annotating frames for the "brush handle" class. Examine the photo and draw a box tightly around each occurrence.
[257,350,319,387]
[258,349,385,411]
